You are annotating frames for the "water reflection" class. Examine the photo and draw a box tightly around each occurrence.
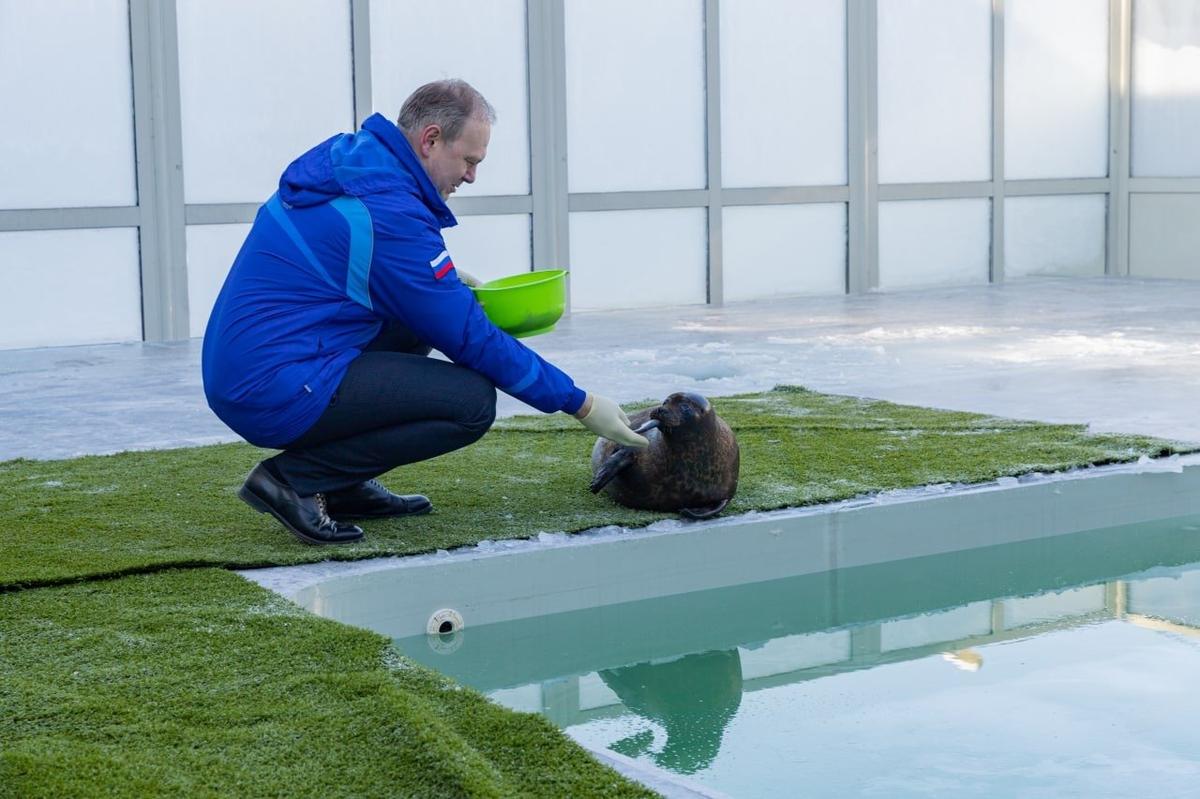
[393,514,1200,792]
[941,648,983,671]
[601,650,743,774]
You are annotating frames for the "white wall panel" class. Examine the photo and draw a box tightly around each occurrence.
[186,224,251,338]
[1132,0,1200,176]
[442,214,532,284]
[1001,585,1106,629]
[1005,195,1106,278]
[879,199,991,289]
[0,229,141,349]
[370,0,530,197]
[878,0,992,184]
[1006,0,1109,179]
[569,209,707,310]
[720,0,846,188]
[487,685,543,714]
[578,673,621,711]
[565,0,707,192]
[176,0,354,205]
[738,631,852,680]
[0,0,136,209]
[1129,193,1200,279]
[880,601,992,652]
[722,204,846,301]
[1128,570,1200,626]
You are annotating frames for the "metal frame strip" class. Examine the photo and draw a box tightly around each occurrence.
[991,0,1006,283]
[129,0,189,341]
[527,0,571,305]
[350,0,373,127]
[879,182,995,201]
[722,186,850,206]
[704,0,724,305]
[445,195,536,216]
[1129,178,1200,193]
[1107,0,1133,276]
[569,190,710,212]
[184,204,260,226]
[847,0,879,293]
[0,207,141,232]
[1006,178,1112,196]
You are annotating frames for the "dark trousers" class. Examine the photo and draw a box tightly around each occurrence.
[269,323,497,496]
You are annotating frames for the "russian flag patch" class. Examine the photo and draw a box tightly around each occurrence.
[429,250,455,280]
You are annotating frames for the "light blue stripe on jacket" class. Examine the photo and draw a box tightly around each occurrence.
[264,194,340,292]
[330,196,374,309]
[503,359,541,395]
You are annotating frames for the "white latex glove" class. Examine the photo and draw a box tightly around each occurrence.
[574,393,649,449]
[456,268,483,288]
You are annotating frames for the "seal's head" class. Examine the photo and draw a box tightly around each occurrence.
[650,391,712,432]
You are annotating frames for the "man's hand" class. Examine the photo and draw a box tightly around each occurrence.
[574,393,649,448]
[456,268,483,288]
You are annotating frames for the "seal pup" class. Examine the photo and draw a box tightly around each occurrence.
[589,392,739,519]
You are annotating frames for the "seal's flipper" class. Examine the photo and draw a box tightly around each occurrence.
[633,419,661,435]
[589,420,659,494]
[679,498,730,520]
[590,448,638,494]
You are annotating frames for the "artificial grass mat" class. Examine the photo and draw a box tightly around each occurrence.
[2,386,1195,797]
[0,568,654,798]
[1,386,1193,590]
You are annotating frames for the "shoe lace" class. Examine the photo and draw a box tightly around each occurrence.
[314,492,331,520]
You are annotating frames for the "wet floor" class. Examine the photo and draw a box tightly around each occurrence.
[3,276,1200,461]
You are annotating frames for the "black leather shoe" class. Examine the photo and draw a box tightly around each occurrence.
[238,463,364,545]
[326,479,432,520]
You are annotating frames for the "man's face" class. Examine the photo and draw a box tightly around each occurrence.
[416,117,490,200]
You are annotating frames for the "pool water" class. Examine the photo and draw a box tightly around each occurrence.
[393,513,1200,798]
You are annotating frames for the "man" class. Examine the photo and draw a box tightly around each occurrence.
[202,79,647,546]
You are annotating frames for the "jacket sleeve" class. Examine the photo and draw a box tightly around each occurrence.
[363,217,587,415]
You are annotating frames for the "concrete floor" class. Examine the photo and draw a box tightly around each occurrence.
[3,275,1199,462]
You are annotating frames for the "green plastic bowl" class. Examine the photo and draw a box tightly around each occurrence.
[470,269,567,338]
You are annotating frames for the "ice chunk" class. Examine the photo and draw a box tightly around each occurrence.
[1134,454,1185,474]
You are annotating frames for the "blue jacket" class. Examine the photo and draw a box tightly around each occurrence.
[202,113,586,448]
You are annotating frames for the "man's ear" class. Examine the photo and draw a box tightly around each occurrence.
[419,124,442,156]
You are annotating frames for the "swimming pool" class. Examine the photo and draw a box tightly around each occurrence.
[273,459,1200,797]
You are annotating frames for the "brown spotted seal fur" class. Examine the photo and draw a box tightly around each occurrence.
[589,392,739,519]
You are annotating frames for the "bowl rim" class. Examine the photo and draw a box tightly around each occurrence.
[472,268,567,292]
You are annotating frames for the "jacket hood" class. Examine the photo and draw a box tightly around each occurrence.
[277,113,456,228]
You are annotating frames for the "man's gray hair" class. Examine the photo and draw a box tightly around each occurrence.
[398,79,496,142]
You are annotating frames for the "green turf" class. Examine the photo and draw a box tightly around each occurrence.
[0,386,1191,590]
[0,568,655,799]
[1,386,1194,798]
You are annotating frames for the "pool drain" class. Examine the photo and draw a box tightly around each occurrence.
[426,609,465,655]
[427,608,464,636]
